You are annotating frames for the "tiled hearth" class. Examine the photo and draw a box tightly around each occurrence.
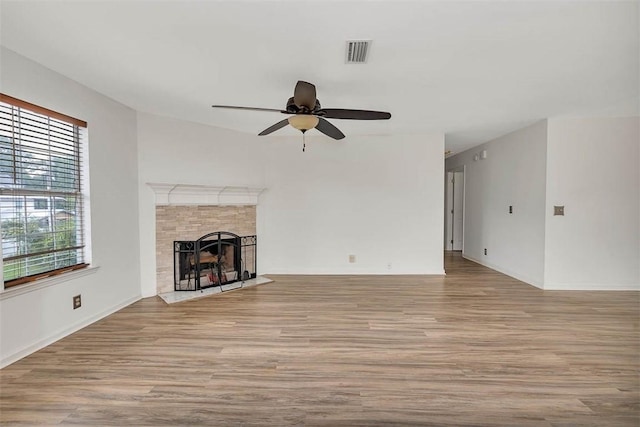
[158,276,273,304]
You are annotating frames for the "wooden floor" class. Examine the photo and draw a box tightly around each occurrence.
[1,253,639,426]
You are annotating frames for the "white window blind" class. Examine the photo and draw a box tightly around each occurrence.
[0,94,88,287]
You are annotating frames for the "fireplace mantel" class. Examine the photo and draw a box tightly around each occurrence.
[147,183,264,206]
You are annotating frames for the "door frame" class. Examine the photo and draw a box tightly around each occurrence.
[444,165,466,252]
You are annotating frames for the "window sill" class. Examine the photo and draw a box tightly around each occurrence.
[0,265,100,301]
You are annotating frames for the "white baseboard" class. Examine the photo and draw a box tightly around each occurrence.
[262,269,446,276]
[461,254,543,289]
[1,294,141,368]
[544,282,640,291]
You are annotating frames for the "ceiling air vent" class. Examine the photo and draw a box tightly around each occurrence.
[346,40,371,64]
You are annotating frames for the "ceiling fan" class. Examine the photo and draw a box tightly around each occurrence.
[212,81,391,150]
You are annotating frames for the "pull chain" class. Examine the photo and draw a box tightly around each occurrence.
[302,131,306,152]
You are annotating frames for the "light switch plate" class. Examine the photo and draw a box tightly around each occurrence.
[554,206,564,216]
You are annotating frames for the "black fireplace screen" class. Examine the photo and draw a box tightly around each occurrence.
[174,232,257,291]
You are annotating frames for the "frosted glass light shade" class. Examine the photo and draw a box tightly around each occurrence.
[288,115,319,131]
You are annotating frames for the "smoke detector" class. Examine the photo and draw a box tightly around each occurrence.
[345,40,371,64]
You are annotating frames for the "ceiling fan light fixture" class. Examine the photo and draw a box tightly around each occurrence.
[288,114,319,131]
[212,80,391,141]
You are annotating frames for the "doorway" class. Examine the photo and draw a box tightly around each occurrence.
[444,167,465,251]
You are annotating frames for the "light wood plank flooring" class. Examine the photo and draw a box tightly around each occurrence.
[1,253,638,426]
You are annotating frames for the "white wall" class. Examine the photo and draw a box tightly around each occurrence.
[259,131,444,275]
[446,121,548,287]
[0,48,141,367]
[545,117,640,290]
[137,113,445,296]
[446,117,640,290]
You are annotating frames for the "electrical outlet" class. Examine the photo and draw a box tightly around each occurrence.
[387,262,392,270]
[348,254,356,263]
[73,294,81,309]
[484,248,487,256]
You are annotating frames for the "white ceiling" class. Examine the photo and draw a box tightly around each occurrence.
[1,1,638,155]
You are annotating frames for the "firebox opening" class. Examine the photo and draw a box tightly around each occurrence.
[174,231,256,291]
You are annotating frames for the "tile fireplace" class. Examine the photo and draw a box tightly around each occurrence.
[148,184,263,295]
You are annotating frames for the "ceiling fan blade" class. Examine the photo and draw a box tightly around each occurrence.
[293,81,316,109]
[318,109,391,120]
[212,105,286,113]
[258,119,290,136]
[315,117,345,140]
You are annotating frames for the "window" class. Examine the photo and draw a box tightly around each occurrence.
[0,94,88,288]
[33,198,48,210]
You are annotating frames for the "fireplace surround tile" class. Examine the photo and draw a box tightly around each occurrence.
[155,205,256,294]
